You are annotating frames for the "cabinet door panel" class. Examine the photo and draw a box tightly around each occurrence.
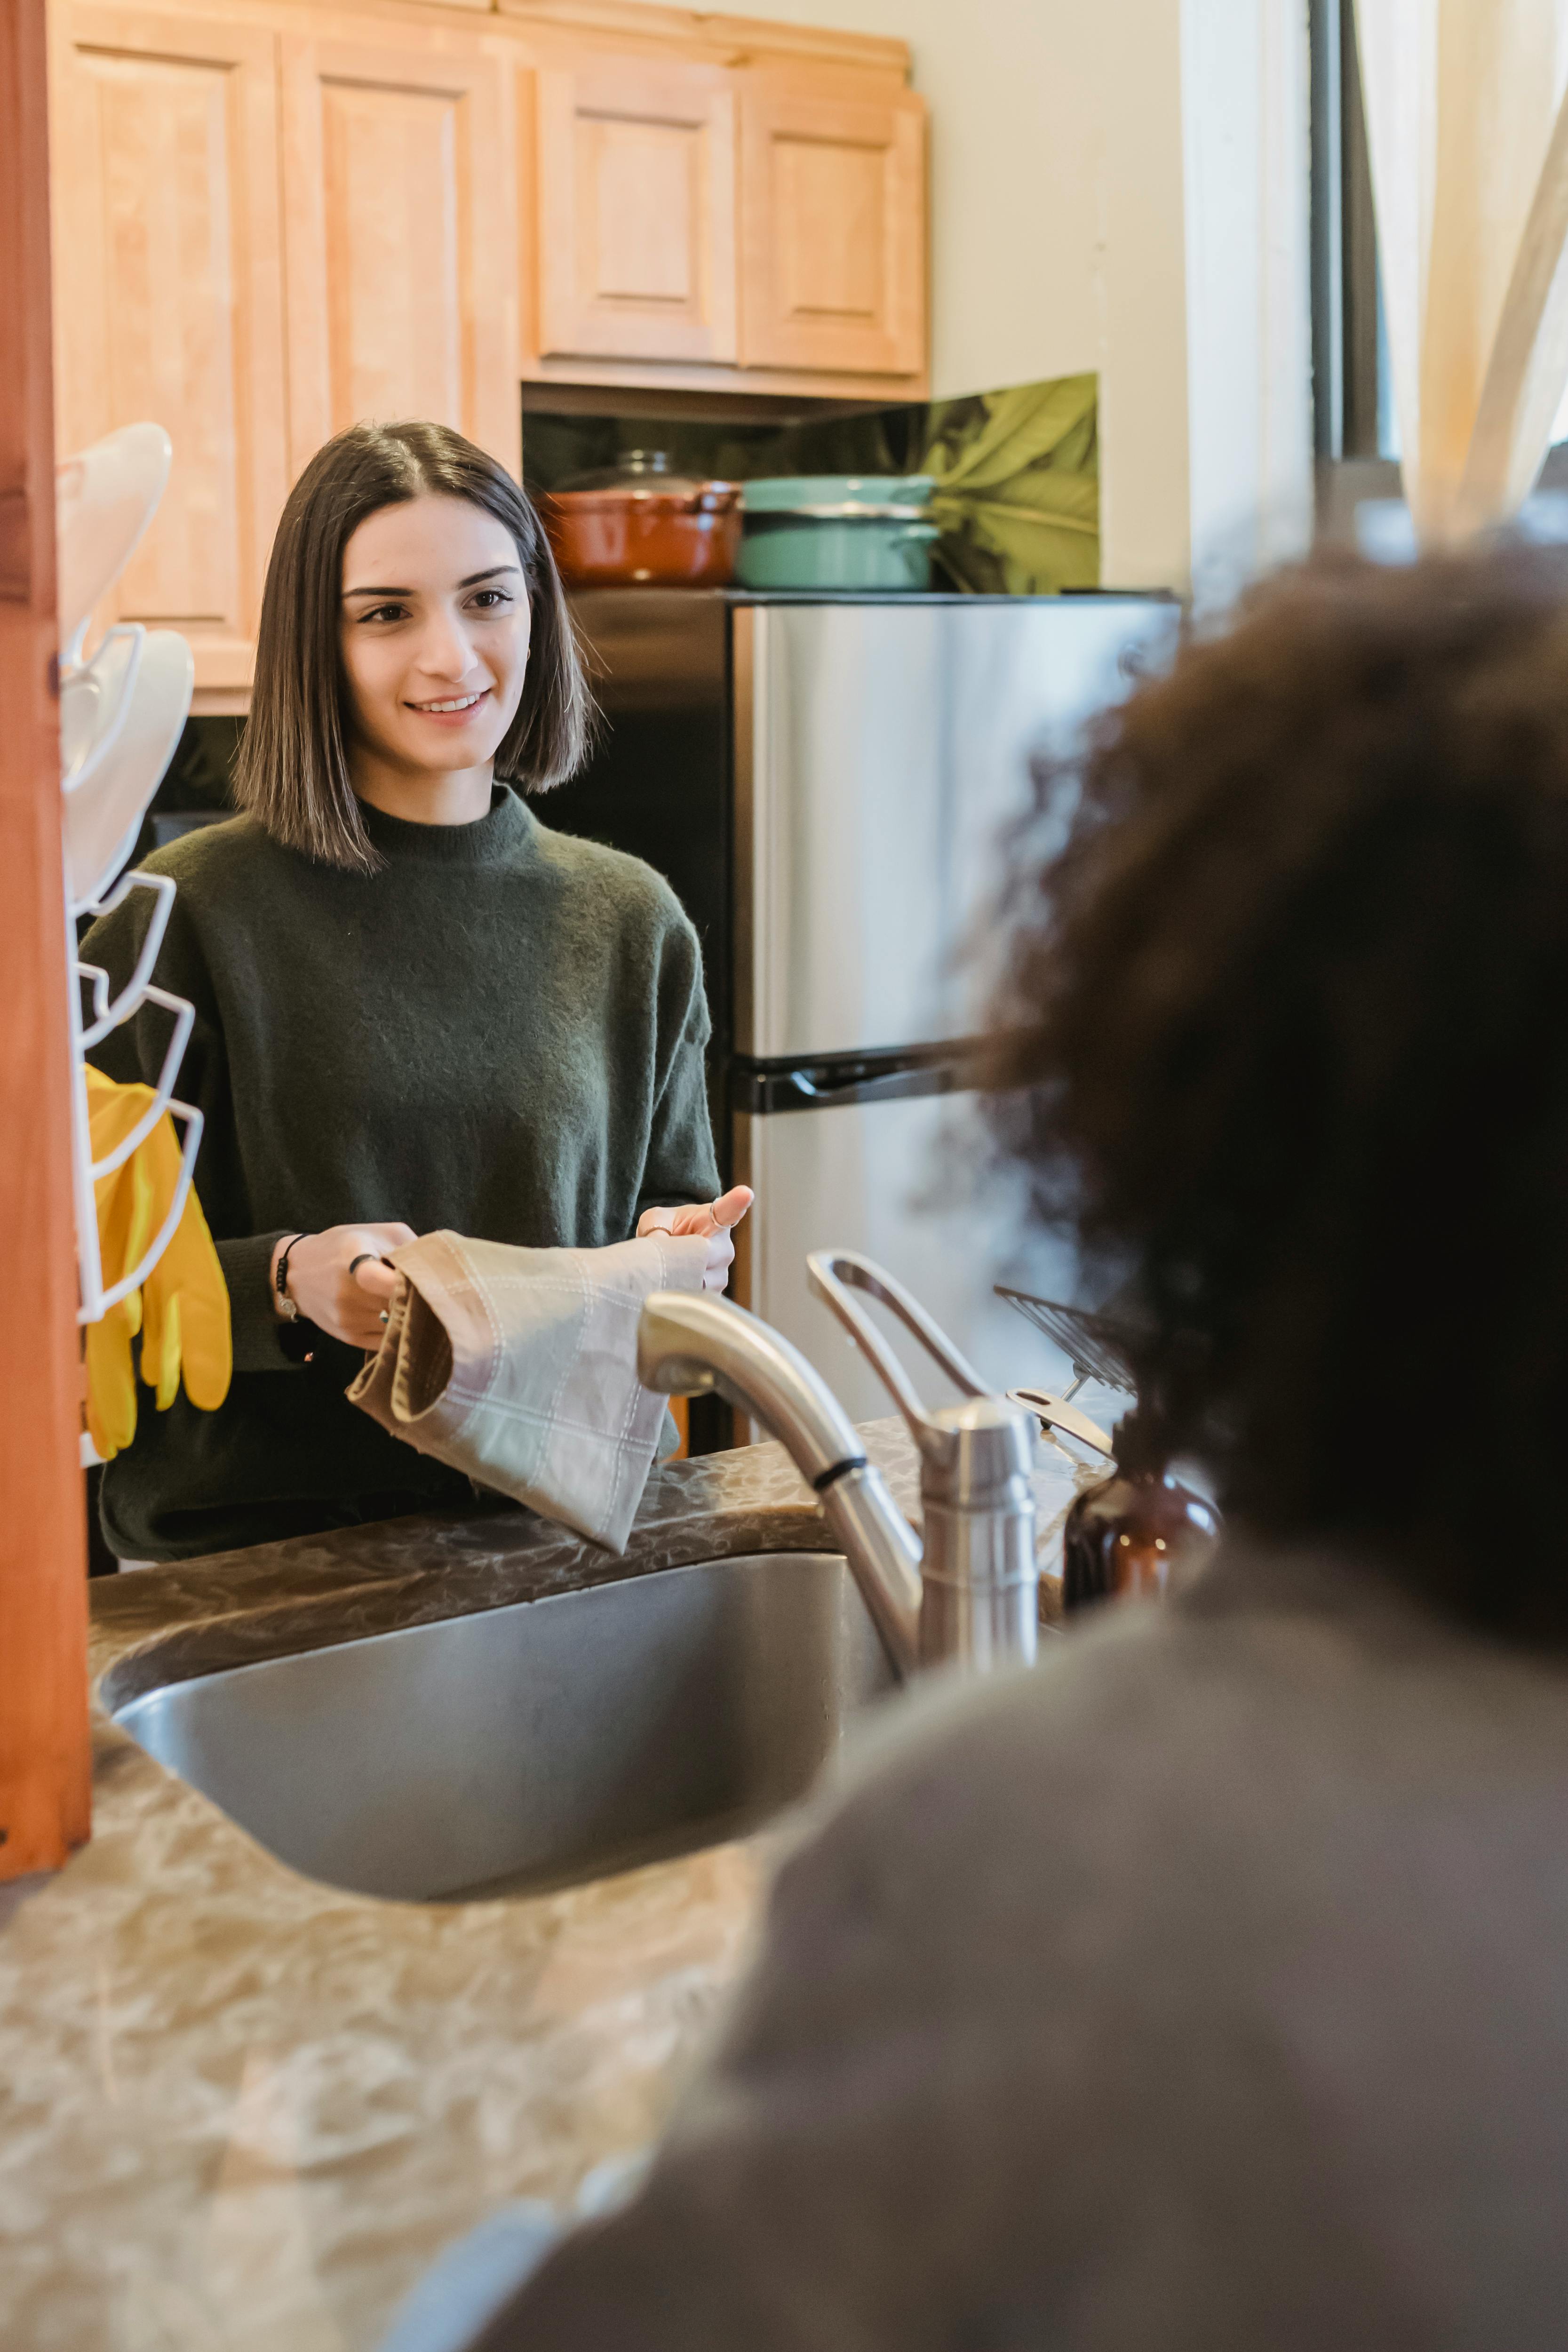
[740,85,925,378]
[536,59,737,365]
[49,5,287,694]
[283,33,519,480]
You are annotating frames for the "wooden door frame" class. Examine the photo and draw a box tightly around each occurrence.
[0,0,92,1881]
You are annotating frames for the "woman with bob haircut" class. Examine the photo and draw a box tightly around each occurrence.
[85,419,747,1561]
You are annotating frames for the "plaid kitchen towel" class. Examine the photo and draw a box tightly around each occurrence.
[347,1229,709,1551]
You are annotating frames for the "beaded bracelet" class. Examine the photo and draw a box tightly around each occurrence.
[274,1233,309,1323]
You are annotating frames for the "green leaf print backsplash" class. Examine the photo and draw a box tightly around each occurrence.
[921,375,1100,596]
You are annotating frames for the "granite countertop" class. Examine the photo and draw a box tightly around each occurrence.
[0,1416,1098,2352]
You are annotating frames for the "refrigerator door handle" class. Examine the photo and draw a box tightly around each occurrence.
[789,1066,923,1108]
[736,1047,980,1115]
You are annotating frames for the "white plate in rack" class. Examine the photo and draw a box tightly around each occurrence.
[56,422,172,662]
[60,623,143,791]
[64,628,194,909]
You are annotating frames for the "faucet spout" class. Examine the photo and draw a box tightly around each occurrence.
[638,1292,923,1677]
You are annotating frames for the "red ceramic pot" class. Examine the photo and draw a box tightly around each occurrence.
[541,451,742,588]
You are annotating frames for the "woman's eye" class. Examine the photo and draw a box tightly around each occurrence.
[470,588,510,610]
[360,603,408,625]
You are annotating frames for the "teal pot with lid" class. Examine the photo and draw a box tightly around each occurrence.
[737,474,939,592]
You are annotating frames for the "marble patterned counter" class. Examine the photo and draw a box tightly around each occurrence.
[0,1418,1096,2352]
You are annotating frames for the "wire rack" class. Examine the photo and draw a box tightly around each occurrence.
[71,869,203,1328]
[994,1285,1138,1398]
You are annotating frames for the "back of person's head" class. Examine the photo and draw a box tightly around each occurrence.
[988,542,1568,1637]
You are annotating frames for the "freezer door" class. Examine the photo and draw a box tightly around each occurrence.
[740,1092,1081,1430]
[735,596,1178,1062]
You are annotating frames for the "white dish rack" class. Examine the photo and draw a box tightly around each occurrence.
[72,869,203,1326]
[63,424,202,1464]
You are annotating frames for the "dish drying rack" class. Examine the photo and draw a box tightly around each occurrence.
[71,870,202,1331]
[62,424,200,1463]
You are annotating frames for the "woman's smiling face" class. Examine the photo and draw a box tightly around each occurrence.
[338,494,532,782]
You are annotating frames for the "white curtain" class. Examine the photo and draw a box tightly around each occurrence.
[1353,0,1568,542]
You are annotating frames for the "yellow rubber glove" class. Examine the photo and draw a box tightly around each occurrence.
[82,1069,231,1454]
[86,1066,156,1321]
[84,1295,139,1459]
[139,1127,231,1413]
[84,1071,157,1460]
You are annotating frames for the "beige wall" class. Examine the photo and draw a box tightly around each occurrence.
[1181,0,1313,599]
[737,0,1194,588]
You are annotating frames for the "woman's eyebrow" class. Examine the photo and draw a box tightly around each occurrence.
[342,563,521,599]
[458,564,521,587]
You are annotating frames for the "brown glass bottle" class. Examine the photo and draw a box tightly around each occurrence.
[1062,1468,1220,1614]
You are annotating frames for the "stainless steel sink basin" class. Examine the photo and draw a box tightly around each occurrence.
[113,1551,897,1902]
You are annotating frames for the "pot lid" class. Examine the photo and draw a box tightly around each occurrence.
[551,449,739,506]
[741,473,936,514]
[744,502,937,526]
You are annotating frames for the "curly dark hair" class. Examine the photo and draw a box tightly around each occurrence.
[986,542,1568,1636]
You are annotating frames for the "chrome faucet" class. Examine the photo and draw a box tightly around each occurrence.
[637,1250,1039,1682]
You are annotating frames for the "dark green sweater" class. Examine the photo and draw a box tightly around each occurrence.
[83,788,720,1560]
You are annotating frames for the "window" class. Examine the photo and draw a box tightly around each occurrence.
[1311,0,1568,537]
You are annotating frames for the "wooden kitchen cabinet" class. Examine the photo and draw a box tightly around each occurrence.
[48,2,290,701]
[280,24,520,479]
[48,0,928,703]
[739,80,926,380]
[534,54,737,367]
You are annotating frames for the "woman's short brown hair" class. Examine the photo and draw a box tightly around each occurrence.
[233,420,590,872]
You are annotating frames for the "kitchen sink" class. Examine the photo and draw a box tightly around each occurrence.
[112,1551,898,1902]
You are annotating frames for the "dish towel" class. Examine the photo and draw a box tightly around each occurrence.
[346,1229,709,1552]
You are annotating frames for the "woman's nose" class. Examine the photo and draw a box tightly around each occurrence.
[416,607,479,681]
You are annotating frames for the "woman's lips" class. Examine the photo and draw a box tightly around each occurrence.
[406,687,491,726]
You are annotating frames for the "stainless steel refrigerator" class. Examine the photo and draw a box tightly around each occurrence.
[553,590,1180,1429]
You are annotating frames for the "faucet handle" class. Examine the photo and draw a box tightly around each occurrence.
[805,1250,989,1466]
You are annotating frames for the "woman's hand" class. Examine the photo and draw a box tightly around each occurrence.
[637,1187,754,1294]
[271,1223,417,1348]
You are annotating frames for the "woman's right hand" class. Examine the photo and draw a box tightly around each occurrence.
[271,1223,416,1349]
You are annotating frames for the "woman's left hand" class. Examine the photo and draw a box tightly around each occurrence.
[637,1186,755,1293]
